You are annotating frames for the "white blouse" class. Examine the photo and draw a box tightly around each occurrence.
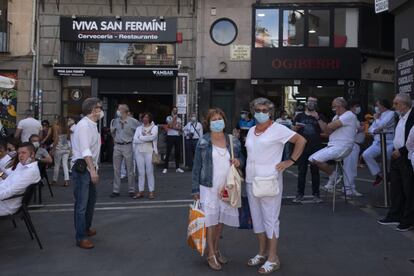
[245,122,296,184]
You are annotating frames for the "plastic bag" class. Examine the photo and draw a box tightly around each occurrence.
[187,200,206,256]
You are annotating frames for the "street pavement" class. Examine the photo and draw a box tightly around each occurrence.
[1,163,414,276]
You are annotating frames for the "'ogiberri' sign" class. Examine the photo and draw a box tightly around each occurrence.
[60,17,177,42]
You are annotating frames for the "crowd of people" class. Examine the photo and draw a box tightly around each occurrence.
[1,93,414,274]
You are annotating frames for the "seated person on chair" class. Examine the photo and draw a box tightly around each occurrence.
[29,134,53,167]
[0,142,41,215]
[308,97,357,190]
[0,139,12,172]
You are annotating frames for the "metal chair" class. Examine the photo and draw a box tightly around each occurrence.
[326,147,353,212]
[0,182,44,249]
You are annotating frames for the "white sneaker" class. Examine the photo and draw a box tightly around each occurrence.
[176,168,184,173]
[326,172,337,187]
[162,169,167,174]
[352,190,363,197]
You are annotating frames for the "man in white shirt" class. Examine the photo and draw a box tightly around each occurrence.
[362,99,396,186]
[71,98,102,249]
[14,110,42,143]
[378,93,414,232]
[0,142,41,215]
[183,113,203,169]
[163,106,184,173]
[309,97,357,190]
[407,126,414,171]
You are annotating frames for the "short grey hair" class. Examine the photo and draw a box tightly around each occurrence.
[250,97,275,117]
[82,97,102,116]
[395,93,412,108]
[333,97,348,109]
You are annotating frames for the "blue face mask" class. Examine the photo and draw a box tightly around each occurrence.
[210,119,225,132]
[254,112,270,124]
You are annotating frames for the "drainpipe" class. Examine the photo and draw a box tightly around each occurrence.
[35,5,40,119]
[29,0,37,112]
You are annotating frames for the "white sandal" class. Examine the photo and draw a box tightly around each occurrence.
[247,254,267,267]
[258,260,281,274]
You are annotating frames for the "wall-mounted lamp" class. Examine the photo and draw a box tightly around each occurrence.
[71,14,77,20]
[159,16,165,22]
[115,15,121,20]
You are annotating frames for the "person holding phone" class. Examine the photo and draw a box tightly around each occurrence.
[292,95,326,203]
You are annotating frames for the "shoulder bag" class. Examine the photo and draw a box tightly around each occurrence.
[222,135,243,208]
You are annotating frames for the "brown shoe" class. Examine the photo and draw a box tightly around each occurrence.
[148,192,155,200]
[133,192,145,199]
[86,228,97,237]
[77,239,94,249]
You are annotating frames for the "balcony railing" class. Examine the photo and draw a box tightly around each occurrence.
[0,21,11,53]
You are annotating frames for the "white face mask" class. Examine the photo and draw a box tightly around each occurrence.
[23,157,32,165]
[32,142,40,149]
[116,110,121,117]
[354,107,361,115]
[99,110,105,120]
[191,116,197,122]
[374,106,380,114]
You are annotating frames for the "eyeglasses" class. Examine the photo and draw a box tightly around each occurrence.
[254,108,269,113]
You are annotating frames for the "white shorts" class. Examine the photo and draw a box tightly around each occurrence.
[308,146,351,163]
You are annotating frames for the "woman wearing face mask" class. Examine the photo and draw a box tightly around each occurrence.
[183,113,203,169]
[191,108,244,271]
[245,98,306,274]
[5,137,20,173]
[51,116,71,187]
[133,112,158,199]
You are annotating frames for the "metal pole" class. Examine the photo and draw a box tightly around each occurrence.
[380,132,389,208]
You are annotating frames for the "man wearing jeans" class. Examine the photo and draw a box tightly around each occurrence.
[71,98,102,249]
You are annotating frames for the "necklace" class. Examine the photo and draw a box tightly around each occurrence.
[214,145,227,156]
[254,121,272,136]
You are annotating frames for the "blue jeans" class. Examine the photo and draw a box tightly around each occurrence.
[72,170,97,242]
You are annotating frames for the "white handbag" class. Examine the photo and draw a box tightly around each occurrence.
[222,135,243,208]
[252,174,279,198]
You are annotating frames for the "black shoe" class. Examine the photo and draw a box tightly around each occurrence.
[110,192,120,198]
[377,217,399,225]
[312,195,323,203]
[292,194,304,203]
[128,192,136,198]
[396,223,413,232]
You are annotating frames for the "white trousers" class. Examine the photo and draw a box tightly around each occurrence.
[362,141,393,176]
[343,143,360,193]
[246,183,283,239]
[135,151,155,192]
[53,149,70,181]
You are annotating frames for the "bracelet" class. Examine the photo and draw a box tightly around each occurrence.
[289,157,297,164]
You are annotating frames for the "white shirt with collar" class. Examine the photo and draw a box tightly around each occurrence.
[0,161,41,215]
[369,110,396,142]
[183,121,203,139]
[71,116,101,169]
[393,108,412,150]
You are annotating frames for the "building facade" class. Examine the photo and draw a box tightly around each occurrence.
[37,0,197,126]
[0,0,34,130]
[196,0,394,127]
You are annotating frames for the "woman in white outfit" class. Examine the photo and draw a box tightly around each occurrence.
[192,108,244,271]
[133,112,158,199]
[245,98,306,274]
[52,117,71,187]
